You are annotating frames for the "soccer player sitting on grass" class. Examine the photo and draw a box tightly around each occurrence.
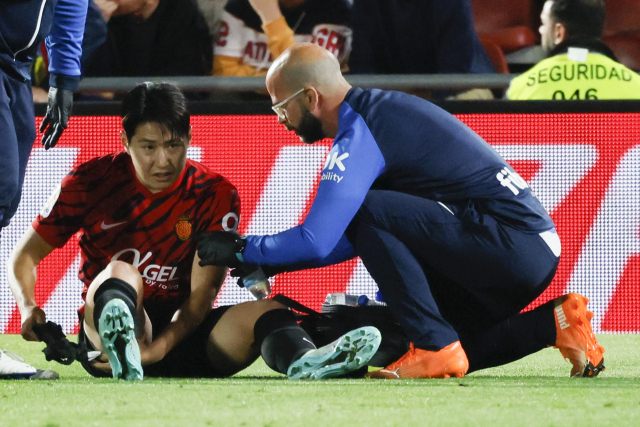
[7,82,380,381]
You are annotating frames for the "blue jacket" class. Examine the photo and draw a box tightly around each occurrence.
[0,0,87,89]
[244,88,554,266]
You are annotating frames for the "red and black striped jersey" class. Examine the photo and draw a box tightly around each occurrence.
[33,152,240,327]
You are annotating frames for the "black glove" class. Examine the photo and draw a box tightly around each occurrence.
[196,230,246,268]
[40,87,74,150]
[32,321,91,365]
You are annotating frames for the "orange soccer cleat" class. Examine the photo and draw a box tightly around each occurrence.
[366,341,469,379]
[554,293,605,378]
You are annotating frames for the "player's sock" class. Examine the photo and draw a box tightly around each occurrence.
[462,299,556,373]
[92,278,139,334]
[254,309,316,374]
[93,278,143,380]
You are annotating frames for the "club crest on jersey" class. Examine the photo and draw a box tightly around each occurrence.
[175,216,192,240]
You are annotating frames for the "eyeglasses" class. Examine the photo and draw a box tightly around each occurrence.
[271,88,306,120]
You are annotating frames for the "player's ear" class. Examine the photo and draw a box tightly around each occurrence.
[120,131,131,154]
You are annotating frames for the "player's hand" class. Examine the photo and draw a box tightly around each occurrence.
[139,344,165,366]
[196,231,246,268]
[89,353,112,373]
[40,87,74,150]
[20,306,47,342]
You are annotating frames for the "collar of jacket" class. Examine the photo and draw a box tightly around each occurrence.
[548,38,618,61]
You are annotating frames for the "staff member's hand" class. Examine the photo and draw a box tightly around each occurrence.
[40,87,74,150]
[196,231,246,268]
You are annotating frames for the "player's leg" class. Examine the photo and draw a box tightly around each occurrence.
[0,74,32,230]
[83,260,150,380]
[204,300,380,379]
[346,190,562,378]
[349,190,603,377]
[460,293,605,377]
[346,218,468,379]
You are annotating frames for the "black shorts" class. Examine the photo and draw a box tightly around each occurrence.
[78,305,232,378]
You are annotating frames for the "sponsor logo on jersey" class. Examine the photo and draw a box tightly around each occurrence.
[101,220,127,230]
[111,248,179,289]
[175,216,192,240]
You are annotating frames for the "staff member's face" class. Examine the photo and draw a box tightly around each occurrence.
[121,122,191,193]
[270,84,325,144]
[540,1,559,54]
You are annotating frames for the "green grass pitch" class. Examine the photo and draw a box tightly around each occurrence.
[1,334,639,427]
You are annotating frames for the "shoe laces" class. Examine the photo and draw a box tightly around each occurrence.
[386,343,422,370]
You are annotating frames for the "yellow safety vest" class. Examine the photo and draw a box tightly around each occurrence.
[507,48,640,100]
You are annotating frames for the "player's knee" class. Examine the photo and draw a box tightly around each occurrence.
[106,260,143,291]
[92,277,140,334]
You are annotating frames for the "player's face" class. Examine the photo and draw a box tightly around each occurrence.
[540,1,557,54]
[122,122,191,193]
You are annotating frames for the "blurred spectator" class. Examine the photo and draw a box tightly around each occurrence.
[348,0,495,100]
[213,0,351,77]
[83,0,213,78]
[507,0,640,100]
[31,0,109,102]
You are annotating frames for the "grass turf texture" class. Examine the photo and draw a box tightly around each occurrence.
[1,334,639,427]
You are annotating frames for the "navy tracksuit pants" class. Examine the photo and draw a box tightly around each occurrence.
[0,69,36,228]
[345,190,559,372]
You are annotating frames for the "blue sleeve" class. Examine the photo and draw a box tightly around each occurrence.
[264,234,357,275]
[46,0,88,90]
[244,106,385,265]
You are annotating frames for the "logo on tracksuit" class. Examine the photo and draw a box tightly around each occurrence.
[321,150,349,183]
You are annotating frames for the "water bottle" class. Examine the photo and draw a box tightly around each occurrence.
[242,266,271,300]
[324,293,359,306]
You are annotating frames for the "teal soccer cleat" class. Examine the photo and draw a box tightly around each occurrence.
[99,299,143,381]
[288,326,381,380]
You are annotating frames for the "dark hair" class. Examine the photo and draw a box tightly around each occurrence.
[549,0,606,40]
[121,82,190,142]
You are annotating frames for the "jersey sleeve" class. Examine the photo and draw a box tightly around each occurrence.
[243,105,386,265]
[46,0,88,90]
[262,16,295,60]
[196,177,242,233]
[32,164,92,248]
[213,54,264,77]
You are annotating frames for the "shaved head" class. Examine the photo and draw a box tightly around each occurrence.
[266,43,349,97]
[266,43,352,142]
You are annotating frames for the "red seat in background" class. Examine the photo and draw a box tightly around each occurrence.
[603,0,640,71]
[471,0,539,55]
